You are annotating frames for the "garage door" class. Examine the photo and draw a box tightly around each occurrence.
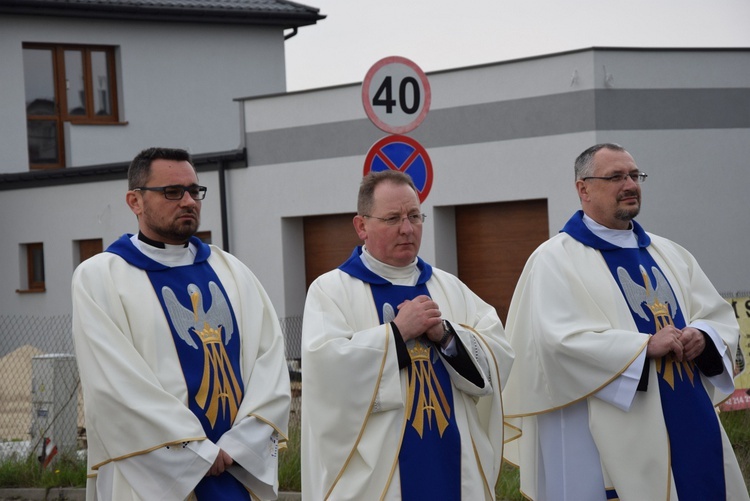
[303,213,361,290]
[455,199,549,322]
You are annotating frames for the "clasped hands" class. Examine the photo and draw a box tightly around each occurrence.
[207,448,233,477]
[646,325,706,361]
[392,294,445,344]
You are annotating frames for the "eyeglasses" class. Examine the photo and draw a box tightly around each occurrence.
[582,172,648,184]
[362,213,427,226]
[133,185,207,200]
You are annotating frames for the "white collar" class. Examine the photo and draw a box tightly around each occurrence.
[130,234,197,266]
[359,246,420,286]
[582,214,638,248]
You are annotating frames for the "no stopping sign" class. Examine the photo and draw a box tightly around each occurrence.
[363,135,433,202]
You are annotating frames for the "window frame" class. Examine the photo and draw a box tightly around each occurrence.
[195,231,213,245]
[23,43,120,169]
[76,238,103,265]
[17,242,46,293]
[58,45,119,123]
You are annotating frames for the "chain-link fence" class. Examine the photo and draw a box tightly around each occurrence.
[280,316,303,426]
[0,314,78,464]
[0,314,303,463]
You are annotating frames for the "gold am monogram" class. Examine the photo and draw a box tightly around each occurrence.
[618,265,695,390]
[405,339,452,437]
[163,282,243,427]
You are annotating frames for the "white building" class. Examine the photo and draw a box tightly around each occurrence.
[236,47,750,337]
[2,45,749,359]
[0,0,323,356]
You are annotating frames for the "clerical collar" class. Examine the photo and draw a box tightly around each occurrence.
[132,233,196,267]
[137,231,189,249]
[582,214,638,249]
[360,246,421,286]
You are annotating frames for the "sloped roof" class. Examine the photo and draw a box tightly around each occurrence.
[0,0,324,28]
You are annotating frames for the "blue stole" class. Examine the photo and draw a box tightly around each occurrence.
[562,213,725,500]
[339,247,461,500]
[107,235,251,500]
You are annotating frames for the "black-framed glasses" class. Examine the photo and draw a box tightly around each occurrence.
[582,172,648,184]
[362,213,427,226]
[133,185,207,200]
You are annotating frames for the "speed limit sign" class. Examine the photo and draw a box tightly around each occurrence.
[362,56,431,134]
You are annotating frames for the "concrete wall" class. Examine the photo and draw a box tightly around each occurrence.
[2,48,749,353]
[0,14,286,172]
[0,170,225,317]
[235,49,750,316]
[0,9,288,355]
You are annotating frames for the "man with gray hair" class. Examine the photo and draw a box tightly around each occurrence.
[503,143,748,500]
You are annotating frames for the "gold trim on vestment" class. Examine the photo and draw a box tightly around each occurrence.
[463,323,506,495]
[249,412,289,444]
[382,346,411,501]
[91,436,208,470]
[504,336,650,419]
[324,321,391,500]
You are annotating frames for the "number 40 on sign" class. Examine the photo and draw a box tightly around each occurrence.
[362,56,432,135]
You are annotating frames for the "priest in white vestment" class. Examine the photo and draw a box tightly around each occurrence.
[301,170,515,500]
[72,148,290,501]
[503,143,748,500]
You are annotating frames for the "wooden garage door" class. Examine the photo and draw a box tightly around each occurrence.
[456,199,549,323]
[304,213,361,290]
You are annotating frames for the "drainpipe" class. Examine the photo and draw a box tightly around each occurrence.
[219,159,230,252]
[284,27,298,40]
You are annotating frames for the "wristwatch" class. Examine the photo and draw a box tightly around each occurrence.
[439,320,452,346]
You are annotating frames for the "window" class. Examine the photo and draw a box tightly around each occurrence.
[75,238,103,265]
[18,243,45,292]
[195,231,212,244]
[23,43,119,169]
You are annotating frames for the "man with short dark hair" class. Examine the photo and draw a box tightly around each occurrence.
[72,147,290,500]
[301,170,514,500]
[503,143,748,500]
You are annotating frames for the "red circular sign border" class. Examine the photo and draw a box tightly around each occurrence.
[362,56,432,135]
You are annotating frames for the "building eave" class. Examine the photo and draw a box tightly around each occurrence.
[0,149,248,191]
[0,0,325,28]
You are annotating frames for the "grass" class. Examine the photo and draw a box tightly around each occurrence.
[722,408,750,485]
[0,453,85,489]
[2,410,749,497]
[496,464,523,500]
[494,409,750,500]
[278,424,301,491]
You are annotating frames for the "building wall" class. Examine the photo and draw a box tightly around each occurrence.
[0,14,286,172]
[0,170,225,316]
[2,47,749,354]
[0,9,291,358]
[235,49,750,317]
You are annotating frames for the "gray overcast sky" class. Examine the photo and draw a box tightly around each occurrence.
[284,0,750,91]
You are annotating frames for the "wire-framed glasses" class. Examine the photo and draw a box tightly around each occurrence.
[362,213,427,226]
[581,172,648,184]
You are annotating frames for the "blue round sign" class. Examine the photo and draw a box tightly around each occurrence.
[363,135,433,202]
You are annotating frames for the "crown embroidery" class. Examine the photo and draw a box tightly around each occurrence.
[618,265,695,389]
